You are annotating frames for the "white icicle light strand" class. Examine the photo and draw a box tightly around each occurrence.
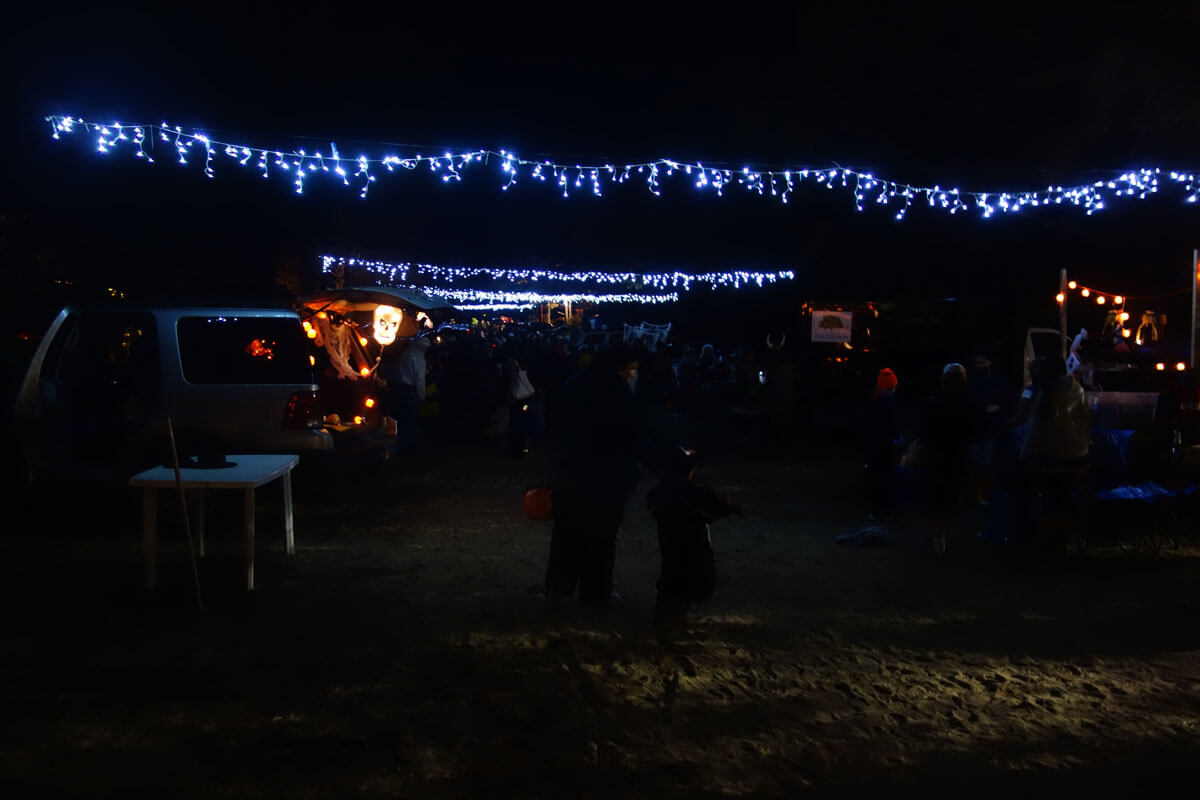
[321,256,795,291]
[47,115,1200,217]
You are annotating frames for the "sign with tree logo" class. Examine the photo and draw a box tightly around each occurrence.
[811,310,852,342]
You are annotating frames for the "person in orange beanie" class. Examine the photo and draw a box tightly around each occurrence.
[861,368,903,520]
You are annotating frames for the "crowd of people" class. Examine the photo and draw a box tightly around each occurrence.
[360,321,780,629]
[357,319,1168,625]
[859,353,1096,556]
[376,321,798,458]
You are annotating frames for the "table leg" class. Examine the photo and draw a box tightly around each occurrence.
[191,488,206,557]
[244,487,256,591]
[282,469,294,555]
[142,488,157,590]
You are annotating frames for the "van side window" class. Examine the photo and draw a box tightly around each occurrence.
[57,312,160,414]
[177,316,313,385]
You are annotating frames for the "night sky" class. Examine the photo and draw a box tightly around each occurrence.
[4,5,1199,343]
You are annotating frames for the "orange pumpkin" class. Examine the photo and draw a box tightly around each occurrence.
[523,487,554,520]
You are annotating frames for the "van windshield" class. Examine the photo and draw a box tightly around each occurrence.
[178,316,314,385]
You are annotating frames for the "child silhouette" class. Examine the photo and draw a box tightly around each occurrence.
[647,447,742,628]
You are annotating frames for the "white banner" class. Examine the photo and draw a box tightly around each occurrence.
[811,310,852,342]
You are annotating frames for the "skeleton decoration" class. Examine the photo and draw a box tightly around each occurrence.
[373,305,404,345]
[314,315,359,379]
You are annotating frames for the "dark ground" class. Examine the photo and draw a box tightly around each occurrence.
[2,412,1199,798]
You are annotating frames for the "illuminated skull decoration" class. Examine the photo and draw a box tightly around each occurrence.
[373,305,403,346]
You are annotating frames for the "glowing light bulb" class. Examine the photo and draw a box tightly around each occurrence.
[365,397,376,408]
[1156,363,1166,371]
[1120,312,1130,321]
[1115,296,1124,304]
[1097,296,1106,304]
[359,366,370,377]
[1122,328,1132,338]
[1081,288,1090,297]
[306,328,317,339]
[1068,281,1078,289]
[1056,293,1064,303]
[309,355,316,366]
[1176,362,1187,372]
[354,415,365,425]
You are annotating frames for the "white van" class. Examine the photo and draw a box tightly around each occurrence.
[14,306,333,486]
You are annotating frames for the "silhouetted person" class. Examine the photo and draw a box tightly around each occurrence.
[544,344,642,612]
[861,368,902,520]
[502,357,535,457]
[648,446,740,629]
[918,363,976,555]
[379,335,431,456]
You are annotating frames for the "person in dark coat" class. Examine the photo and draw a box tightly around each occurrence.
[861,367,903,520]
[501,357,536,457]
[647,447,741,628]
[544,344,643,612]
[917,363,977,555]
[378,335,431,456]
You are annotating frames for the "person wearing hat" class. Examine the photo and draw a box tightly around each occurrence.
[861,368,903,520]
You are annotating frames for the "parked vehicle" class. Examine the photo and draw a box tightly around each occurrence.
[14,305,333,487]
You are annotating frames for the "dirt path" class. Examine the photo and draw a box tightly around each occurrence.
[2,434,1198,797]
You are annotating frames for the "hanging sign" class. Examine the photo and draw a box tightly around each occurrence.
[811,310,852,342]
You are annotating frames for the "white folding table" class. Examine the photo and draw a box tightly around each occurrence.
[130,454,299,590]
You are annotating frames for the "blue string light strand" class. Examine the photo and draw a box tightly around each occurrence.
[47,115,1200,217]
[321,255,796,293]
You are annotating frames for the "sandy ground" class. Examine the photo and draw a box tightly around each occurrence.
[2,422,1199,797]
